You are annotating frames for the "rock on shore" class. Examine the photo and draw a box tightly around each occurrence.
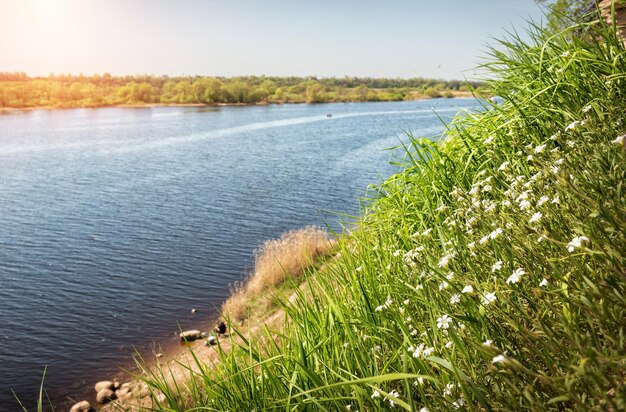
[179,329,202,341]
[69,400,91,412]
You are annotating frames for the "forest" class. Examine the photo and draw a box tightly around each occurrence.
[0,72,485,108]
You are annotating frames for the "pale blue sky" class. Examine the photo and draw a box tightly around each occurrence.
[0,0,547,79]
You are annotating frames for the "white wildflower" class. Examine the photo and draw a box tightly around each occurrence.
[534,144,546,153]
[452,398,465,409]
[565,120,581,131]
[436,204,448,212]
[555,158,564,165]
[489,227,503,240]
[507,268,525,284]
[582,104,592,113]
[567,235,589,252]
[462,285,474,294]
[567,140,575,147]
[375,305,384,312]
[527,155,534,162]
[443,382,455,396]
[439,281,448,291]
[437,314,452,329]
[537,196,549,206]
[438,252,455,268]
[492,354,508,364]
[446,272,454,280]
[483,184,492,192]
[467,241,476,250]
[420,408,430,412]
[516,190,531,202]
[519,199,531,210]
[393,249,401,257]
[484,202,496,213]
[484,136,495,145]
[611,134,626,147]
[388,389,399,407]
[450,294,461,304]
[539,278,548,287]
[491,261,503,273]
[445,340,454,349]
[538,234,547,242]
[371,389,380,399]
[498,161,509,171]
[483,339,493,347]
[482,292,497,305]
[561,50,570,57]
[552,196,560,204]
[422,228,433,236]
[529,212,542,224]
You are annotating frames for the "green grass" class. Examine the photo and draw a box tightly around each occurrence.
[142,14,626,412]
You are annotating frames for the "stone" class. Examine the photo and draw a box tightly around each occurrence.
[69,400,91,412]
[116,386,131,397]
[94,380,114,392]
[191,308,197,314]
[179,329,202,341]
[113,381,121,390]
[205,335,217,345]
[96,388,117,404]
[215,321,227,335]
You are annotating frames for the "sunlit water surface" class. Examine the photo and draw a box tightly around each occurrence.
[0,99,481,409]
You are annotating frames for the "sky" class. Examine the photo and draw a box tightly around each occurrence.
[0,0,547,80]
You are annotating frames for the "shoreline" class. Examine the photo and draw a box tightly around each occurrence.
[0,92,476,112]
[62,310,223,410]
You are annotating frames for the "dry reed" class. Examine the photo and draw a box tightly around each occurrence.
[222,226,334,321]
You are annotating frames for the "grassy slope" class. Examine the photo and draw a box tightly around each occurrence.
[146,17,626,411]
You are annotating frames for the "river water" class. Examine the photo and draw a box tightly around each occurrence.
[0,99,481,409]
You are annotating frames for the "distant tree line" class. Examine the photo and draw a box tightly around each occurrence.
[0,73,486,108]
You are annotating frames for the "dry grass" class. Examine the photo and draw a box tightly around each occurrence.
[222,226,335,321]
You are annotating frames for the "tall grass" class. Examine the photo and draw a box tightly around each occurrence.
[143,15,626,411]
[222,226,335,322]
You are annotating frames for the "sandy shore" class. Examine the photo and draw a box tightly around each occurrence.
[67,285,297,411]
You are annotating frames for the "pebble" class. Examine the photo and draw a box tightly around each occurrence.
[191,308,197,314]
[96,388,116,404]
[179,329,202,341]
[69,400,91,412]
[94,380,114,392]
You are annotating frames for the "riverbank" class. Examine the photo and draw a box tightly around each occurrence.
[0,90,476,111]
[66,227,336,411]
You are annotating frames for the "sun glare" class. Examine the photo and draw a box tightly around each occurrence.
[29,0,68,34]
